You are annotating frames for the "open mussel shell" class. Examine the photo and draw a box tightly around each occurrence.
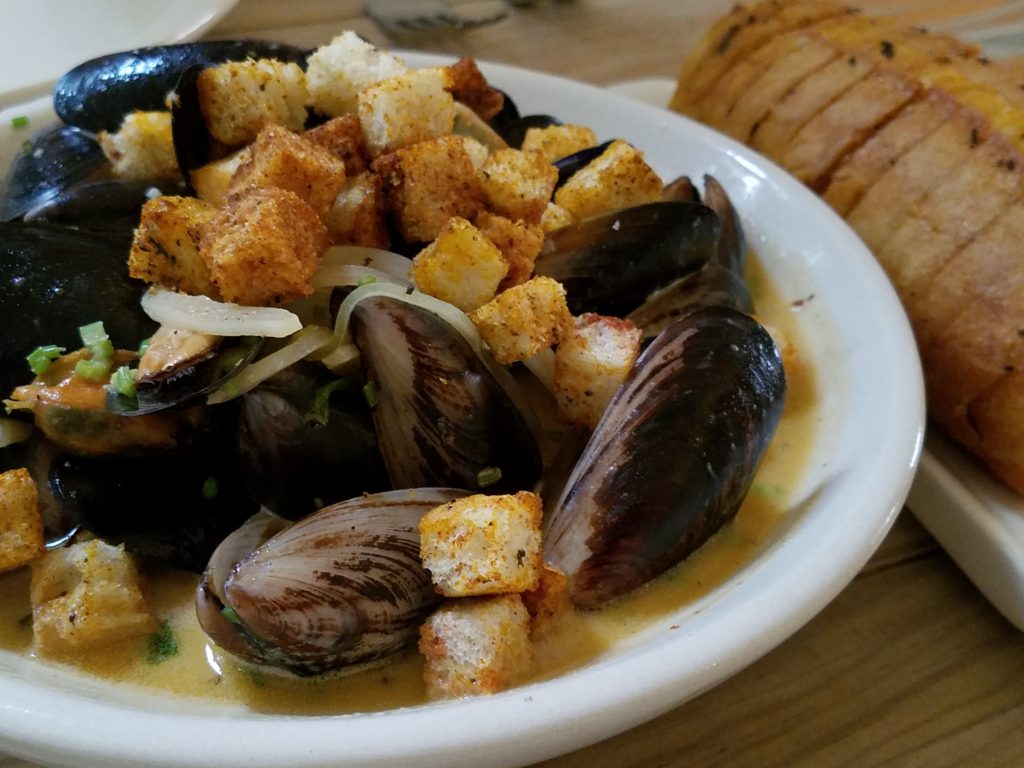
[629,264,754,340]
[54,40,310,133]
[702,174,746,275]
[544,306,787,609]
[490,114,561,149]
[535,201,721,317]
[197,488,466,676]
[553,140,614,189]
[24,179,176,235]
[350,295,542,493]
[235,362,389,519]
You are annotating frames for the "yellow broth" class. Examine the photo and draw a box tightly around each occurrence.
[0,258,817,714]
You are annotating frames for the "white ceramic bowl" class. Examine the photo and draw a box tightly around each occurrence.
[0,54,925,768]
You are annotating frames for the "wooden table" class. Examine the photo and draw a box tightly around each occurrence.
[204,2,1024,766]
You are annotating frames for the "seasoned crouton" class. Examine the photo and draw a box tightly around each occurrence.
[554,139,663,220]
[98,110,179,181]
[554,313,642,427]
[31,539,156,656]
[479,148,559,225]
[191,147,251,206]
[198,59,309,146]
[0,469,44,572]
[521,564,570,638]
[470,277,572,364]
[520,124,599,164]
[306,31,409,117]
[128,195,219,297]
[324,170,390,248]
[358,67,455,156]
[419,594,532,699]
[540,201,575,233]
[229,124,347,216]
[303,114,370,175]
[411,217,507,312]
[375,135,483,242]
[419,491,543,596]
[473,211,544,289]
[447,57,505,122]
[200,187,328,306]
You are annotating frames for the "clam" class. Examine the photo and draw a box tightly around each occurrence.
[544,305,787,609]
[196,488,465,676]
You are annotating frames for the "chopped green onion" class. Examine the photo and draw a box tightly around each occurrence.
[137,337,151,355]
[145,622,179,664]
[306,379,359,425]
[752,483,784,499]
[356,274,378,286]
[78,321,108,347]
[221,606,241,624]
[26,345,65,375]
[10,116,28,128]
[476,466,503,488]
[89,338,114,361]
[202,476,220,500]
[74,358,111,382]
[108,365,137,398]
[363,381,379,408]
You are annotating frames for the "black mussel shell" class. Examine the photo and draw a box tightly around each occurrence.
[544,306,787,608]
[48,417,259,572]
[351,295,542,493]
[491,114,561,149]
[24,179,178,235]
[170,64,213,188]
[0,222,156,399]
[487,88,521,128]
[54,40,310,133]
[553,140,614,189]
[702,175,746,275]
[236,362,389,520]
[662,175,701,203]
[534,201,720,317]
[0,124,107,221]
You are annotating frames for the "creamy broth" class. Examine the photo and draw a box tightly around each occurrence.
[0,257,817,714]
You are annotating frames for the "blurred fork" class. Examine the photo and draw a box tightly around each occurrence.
[365,0,511,34]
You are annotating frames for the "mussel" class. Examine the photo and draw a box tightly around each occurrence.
[544,305,787,609]
[24,179,174,234]
[196,488,465,676]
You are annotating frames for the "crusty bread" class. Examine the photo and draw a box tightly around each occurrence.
[673,0,1024,494]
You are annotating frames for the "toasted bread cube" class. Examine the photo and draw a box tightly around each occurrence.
[325,170,389,248]
[419,594,532,699]
[447,57,505,122]
[479,148,558,225]
[303,114,370,175]
[471,277,572,364]
[191,147,251,206]
[358,67,455,156]
[98,110,179,181]
[0,469,44,572]
[198,59,309,146]
[200,187,328,306]
[229,124,347,216]
[419,491,543,597]
[306,31,409,117]
[554,139,663,220]
[473,212,545,289]
[540,201,575,233]
[520,124,599,164]
[411,217,507,312]
[521,564,570,638]
[554,313,642,427]
[461,136,491,170]
[31,539,156,655]
[128,195,220,296]
[376,135,483,242]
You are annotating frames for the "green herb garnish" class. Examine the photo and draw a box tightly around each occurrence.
[202,476,220,500]
[137,337,152,355]
[357,274,378,287]
[221,606,241,624]
[306,379,358,425]
[145,622,179,664]
[476,466,503,488]
[108,365,137,398]
[752,483,784,499]
[78,321,108,347]
[26,345,65,375]
[74,357,111,382]
[363,381,379,408]
[10,116,29,128]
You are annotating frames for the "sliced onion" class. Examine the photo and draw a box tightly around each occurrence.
[0,418,32,449]
[312,264,405,289]
[321,246,413,282]
[522,348,556,394]
[207,326,334,404]
[141,289,302,338]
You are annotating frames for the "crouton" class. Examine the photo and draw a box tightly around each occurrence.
[31,539,156,656]
[0,469,44,572]
[540,201,575,233]
[461,136,491,170]
[520,124,599,164]
[375,135,483,242]
[303,114,371,175]
[128,195,220,297]
[419,594,532,699]
[419,491,543,597]
[200,187,328,306]
[190,147,251,206]
[229,124,347,216]
[98,110,179,181]
[553,313,642,427]
[197,59,309,146]
[306,31,409,117]
[554,139,664,220]
[473,211,545,289]
[358,67,455,156]
[411,217,507,312]
[470,277,572,364]
[447,57,505,122]
[324,170,390,248]
[479,148,559,225]
[521,564,570,638]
